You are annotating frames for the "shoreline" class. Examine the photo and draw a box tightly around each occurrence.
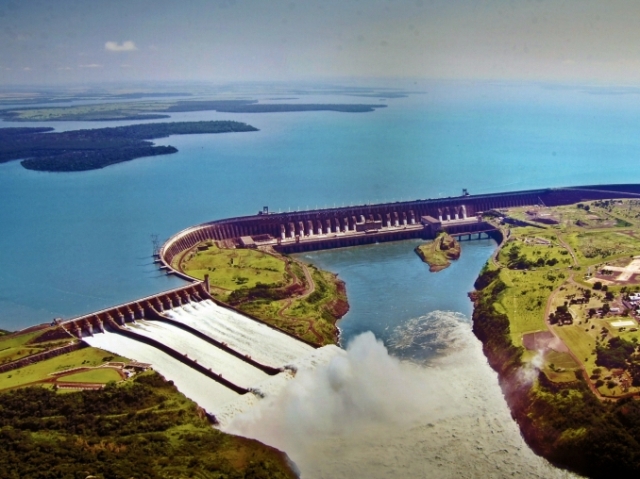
[470,218,640,477]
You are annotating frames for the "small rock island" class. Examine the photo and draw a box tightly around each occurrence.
[415,232,461,272]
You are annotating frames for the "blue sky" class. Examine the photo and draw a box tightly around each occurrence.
[2,0,640,86]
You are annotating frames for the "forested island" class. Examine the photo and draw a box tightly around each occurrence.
[415,232,461,272]
[0,99,386,121]
[0,121,258,172]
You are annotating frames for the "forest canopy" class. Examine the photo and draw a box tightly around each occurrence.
[0,121,258,172]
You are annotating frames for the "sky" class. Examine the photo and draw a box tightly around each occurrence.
[2,0,640,86]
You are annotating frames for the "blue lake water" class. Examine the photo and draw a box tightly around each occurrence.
[296,238,496,349]
[2,81,640,330]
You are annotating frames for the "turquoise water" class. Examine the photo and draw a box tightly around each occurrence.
[296,239,496,352]
[2,81,640,330]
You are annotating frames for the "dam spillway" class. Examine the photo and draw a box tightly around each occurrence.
[62,282,340,422]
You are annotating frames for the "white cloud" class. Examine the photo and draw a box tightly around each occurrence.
[23,67,32,71]
[57,66,73,71]
[79,63,103,68]
[105,41,137,52]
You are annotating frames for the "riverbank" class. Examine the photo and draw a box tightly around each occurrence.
[177,242,348,346]
[0,367,297,478]
[471,200,640,477]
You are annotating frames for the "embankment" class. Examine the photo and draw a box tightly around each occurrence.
[471,268,640,477]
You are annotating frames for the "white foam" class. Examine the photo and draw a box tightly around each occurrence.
[84,331,239,412]
[165,300,314,368]
[126,320,269,389]
[225,313,580,479]
[214,344,344,427]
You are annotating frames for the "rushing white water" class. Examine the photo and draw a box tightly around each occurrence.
[126,320,269,389]
[83,300,341,421]
[226,312,580,479]
[84,330,240,411]
[166,300,314,368]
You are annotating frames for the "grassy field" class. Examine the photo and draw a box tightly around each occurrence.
[0,330,46,363]
[566,230,640,264]
[490,199,640,393]
[497,235,572,268]
[496,268,564,345]
[0,329,75,364]
[0,347,128,391]
[542,350,581,382]
[178,242,347,345]
[178,242,287,291]
[61,368,123,384]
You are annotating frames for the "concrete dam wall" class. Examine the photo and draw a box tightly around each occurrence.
[159,183,640,272]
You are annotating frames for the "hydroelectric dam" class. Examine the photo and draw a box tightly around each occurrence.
[50,183,640,422]
[159,183,640,276]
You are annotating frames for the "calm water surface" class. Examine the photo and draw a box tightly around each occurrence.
[296,239,496,348]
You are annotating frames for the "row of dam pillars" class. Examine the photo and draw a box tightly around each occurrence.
[63,284,209,339]
[437,205,467,222]
[278,210,418,239]
[163,196,534,263]
[164,204,471,262]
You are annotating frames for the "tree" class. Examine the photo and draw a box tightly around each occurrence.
[594,282,603,290]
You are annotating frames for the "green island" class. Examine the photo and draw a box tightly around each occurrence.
[0,328,296,478]
[1,99,387,122]
[415,231,461,271]
[473,198,640,476]
[174,241,348,346]
[0,121,258,172]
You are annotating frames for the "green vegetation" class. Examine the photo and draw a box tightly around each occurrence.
[0,373,296,478]
[0,121,258,172]
[415,232,461,272]
[62,368,123,384]
[0,347,128,391]
[0,330,50,364]
[179,243,286,290]
[0,326,80,366]
[471,199,640,476]
[179,242,348,345]
[1,99,386,122]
